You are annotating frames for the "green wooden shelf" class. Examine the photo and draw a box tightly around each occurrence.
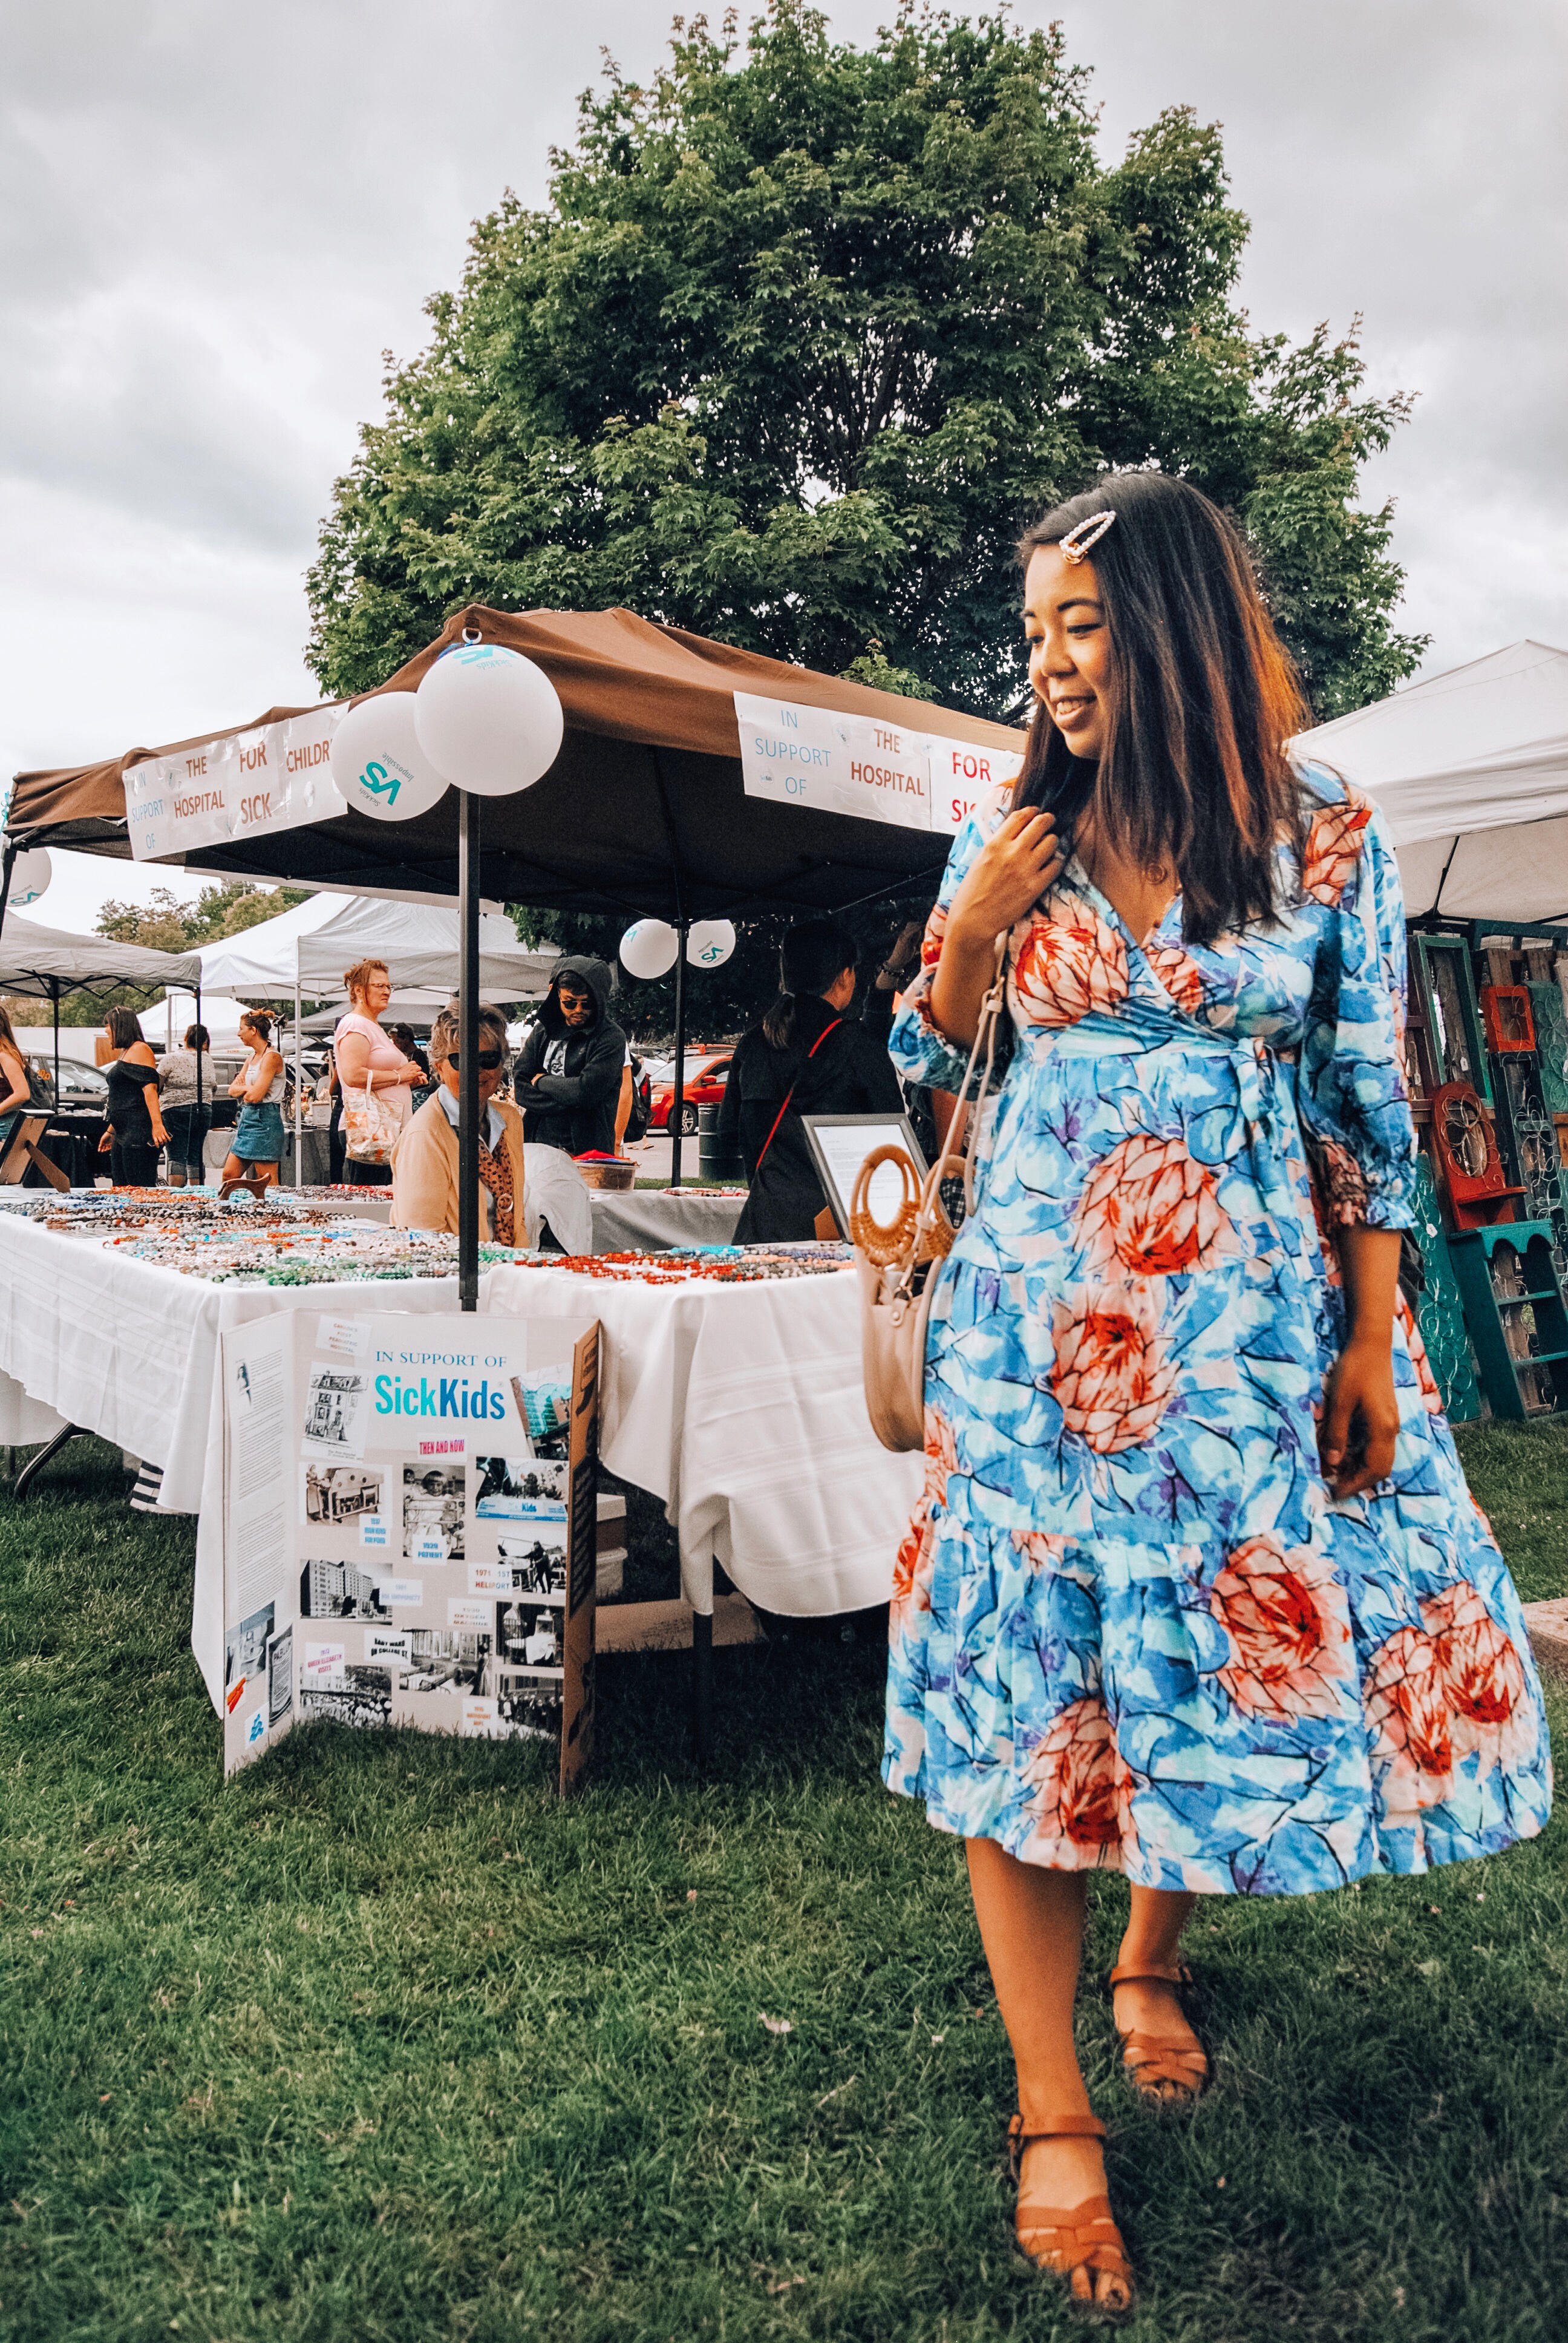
[1448,1220,1568,1419]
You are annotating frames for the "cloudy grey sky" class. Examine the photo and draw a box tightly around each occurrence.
[2,0,1563,929]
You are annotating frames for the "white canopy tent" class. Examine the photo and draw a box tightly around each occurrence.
[139,994,267,1052]
[0,916,203,1113]
[1295,640,1568,922]
[195,892,557,1000]
[195,893,558,1174]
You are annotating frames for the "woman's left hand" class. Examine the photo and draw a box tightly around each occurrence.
[1319,1333,1400,1497]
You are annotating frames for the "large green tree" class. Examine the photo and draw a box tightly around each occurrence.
[307,1,1424,727]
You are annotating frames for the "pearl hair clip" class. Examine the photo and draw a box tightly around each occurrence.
[1058,510,1117,564]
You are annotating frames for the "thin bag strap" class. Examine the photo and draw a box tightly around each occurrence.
[900,937,1007,1276]
[753,1017,844,1175]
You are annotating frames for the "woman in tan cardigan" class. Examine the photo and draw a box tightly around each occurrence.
[390,1000,526,1241]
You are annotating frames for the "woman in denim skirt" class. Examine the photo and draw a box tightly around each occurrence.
[221,1009,286,1189]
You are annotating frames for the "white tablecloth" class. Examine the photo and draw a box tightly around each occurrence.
[0,1219,919,1712]
[0,1215,480,1709]
[488,1262,920,1619]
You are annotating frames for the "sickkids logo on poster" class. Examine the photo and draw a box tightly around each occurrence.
[373,1345,515,1423]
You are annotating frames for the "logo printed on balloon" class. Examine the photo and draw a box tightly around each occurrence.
[619,919,679,980]
[413,642,564,799]
[686,919,736,969]
[4,848,51,911]
[328,693,449,824]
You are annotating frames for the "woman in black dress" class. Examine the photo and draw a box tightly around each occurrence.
[719,919,904,1242]
[97,1005,169,1185]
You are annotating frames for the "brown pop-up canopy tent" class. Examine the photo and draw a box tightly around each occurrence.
[4,605,1024,922]
[4,603,1025,1272]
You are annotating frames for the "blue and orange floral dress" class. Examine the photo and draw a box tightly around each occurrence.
[885,769,1551,1894]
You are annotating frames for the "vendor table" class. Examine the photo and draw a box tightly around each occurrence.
[588,1187,746,1253]
[0,1213,472,1708]
[0,1216,916,1738]
[486,1260,920,1618]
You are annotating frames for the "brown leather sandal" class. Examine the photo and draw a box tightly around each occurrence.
[1007,2111,1135,2319]
[1108,1961,1210,2108]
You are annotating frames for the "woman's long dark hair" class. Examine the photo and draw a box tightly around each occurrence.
[761,919,857,1050]
[1014,473,1311,945]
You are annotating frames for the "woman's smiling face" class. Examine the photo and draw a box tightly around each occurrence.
[1023,543,1112,760]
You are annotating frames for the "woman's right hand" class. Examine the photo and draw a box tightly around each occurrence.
[946,809,1065,945]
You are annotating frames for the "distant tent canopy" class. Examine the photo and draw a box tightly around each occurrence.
[0,917,201,999]
[1295,641,1568,922]
[2,606,1027,923]
[194,893,557,1003]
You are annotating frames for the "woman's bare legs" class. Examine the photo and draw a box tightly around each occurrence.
[966,1839,1129,2311]
[1112,1884,1203,2098]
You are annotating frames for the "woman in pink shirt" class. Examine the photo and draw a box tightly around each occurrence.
[332,957,420,1185]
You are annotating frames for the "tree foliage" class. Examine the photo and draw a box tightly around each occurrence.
[27,881,315,1026]
[94,879,309,956]
[307,1,1425,727]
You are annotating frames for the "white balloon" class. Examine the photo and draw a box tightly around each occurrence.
[619,919,679,980]
[329,693,450,823]
[5,848,51,909]
[413,643,564,798]
[687,919,736,969]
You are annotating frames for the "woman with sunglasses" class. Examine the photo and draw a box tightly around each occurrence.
[389,1000,525,1243]
[886,472,1550,2317]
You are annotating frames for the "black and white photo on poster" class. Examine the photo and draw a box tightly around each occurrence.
[393,1625,492,1698]
[298,1556,391,1621]
[402,1463,466,1562]
[301,1363,368,1460]
[268,1625,293,1725]
[298,1664,392,1729]
[302,1462,383,1525]
[495,1600,564,1671]
[497,1670,564,1742]
[474,1455,567,1518]
[493,1533,568,1598]
[225,1599,275,1711]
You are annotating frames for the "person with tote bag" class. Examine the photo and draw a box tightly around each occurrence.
[333,957,420,1186]
[876,473,1550,2316]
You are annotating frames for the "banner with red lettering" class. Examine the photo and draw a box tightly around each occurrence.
[733,692,1022,838]
[125,704,347,861]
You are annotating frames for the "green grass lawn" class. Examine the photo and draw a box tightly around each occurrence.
[1,1432,1564,2342]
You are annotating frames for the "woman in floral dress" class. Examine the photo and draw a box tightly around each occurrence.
[887,474,1551,2316]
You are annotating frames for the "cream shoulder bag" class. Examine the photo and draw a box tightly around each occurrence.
[851,940,1007,1453]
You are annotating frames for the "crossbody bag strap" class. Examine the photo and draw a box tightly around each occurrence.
[753,1017,844,1175]
[900,937,1008,1276]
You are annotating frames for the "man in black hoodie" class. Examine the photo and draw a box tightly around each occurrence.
[513,957,627,1157]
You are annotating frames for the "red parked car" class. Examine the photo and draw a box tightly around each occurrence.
[647,1050,733,1136]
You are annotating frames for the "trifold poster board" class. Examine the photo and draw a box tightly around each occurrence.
[220,1310,599,1792]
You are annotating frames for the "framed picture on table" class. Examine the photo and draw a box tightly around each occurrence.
[801,1112,930,1240]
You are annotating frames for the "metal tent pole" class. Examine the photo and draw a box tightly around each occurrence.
[194,978,203,1187]
[458,790,480,1311]
[670,919,689,1187]
[51,978,60,1129]
[293,942,303,1188]
[0,841,15,945]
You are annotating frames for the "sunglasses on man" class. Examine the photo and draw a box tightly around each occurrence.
[448,1048,506,1071]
